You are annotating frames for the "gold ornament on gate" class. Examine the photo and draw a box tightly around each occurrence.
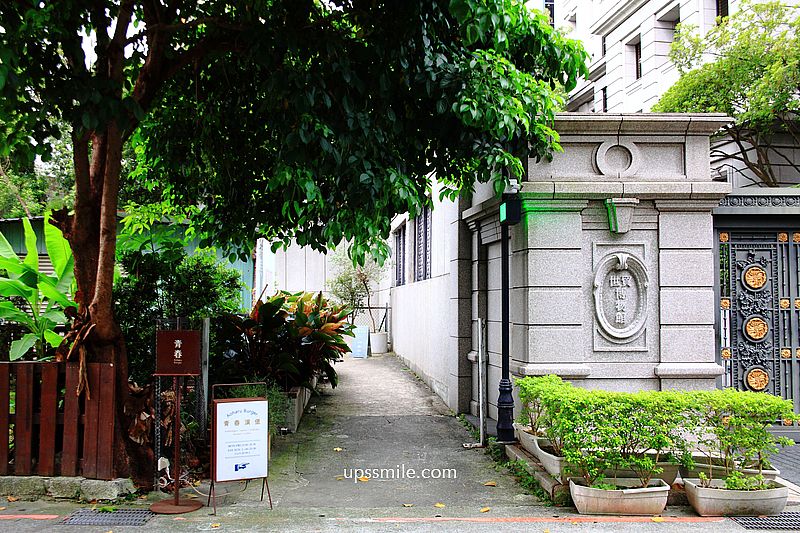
[783,418,794,427]
[778,232,789,242]
[743,266,767,290]
[794,233,800,243]
[721,298,731,310]
[744,317,769,340]
[781,348,792,359]
[719,232,730,243]
[746,368,769,391]
[721,348,732,359]
[780,299,790,309]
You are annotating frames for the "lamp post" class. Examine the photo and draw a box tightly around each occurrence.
[496,191,521,443]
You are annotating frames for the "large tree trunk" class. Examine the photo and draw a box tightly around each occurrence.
[53,123,152,487]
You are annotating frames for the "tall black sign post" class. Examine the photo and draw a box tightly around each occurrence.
[497,193,521,443]
[152,330,203,514]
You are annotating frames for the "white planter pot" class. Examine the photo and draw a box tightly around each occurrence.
[684,478,789,516]
[369,332,388,354]
[569,478,670,516]
[515,424,571,483]
[679,455,779,481]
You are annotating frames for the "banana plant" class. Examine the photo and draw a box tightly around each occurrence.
[0,213,76,360]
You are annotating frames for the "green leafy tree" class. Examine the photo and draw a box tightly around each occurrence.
[0,0,586,478]
[0,214,75,360]
[328,245,386,329]
[653,0,800,187]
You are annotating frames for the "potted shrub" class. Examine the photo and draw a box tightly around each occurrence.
[606,391,689,486]
[219,291,354,431]
[329,246,388,353]
[515,377,683,485]
[515,375,576,482]
[682,389,795,516]
[563,390,671,516]
[680,389,782,481]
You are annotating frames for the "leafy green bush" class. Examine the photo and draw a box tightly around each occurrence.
[228,379,290,438]
[516,374,571,437]
[515,375,795,490]
[114,246,244,383]
[688,388,796,482]
[218,291,354,391]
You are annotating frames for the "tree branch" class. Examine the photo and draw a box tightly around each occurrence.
[124,17,247,45]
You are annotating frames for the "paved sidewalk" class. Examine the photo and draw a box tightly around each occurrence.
[0,353,793,531]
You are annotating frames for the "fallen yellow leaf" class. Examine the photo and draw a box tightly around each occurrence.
[0,506,5,511]
[211,524,221,529]
[483,481,497,487]
[402,503,414,508]
[335,476,344,481]
[651,516,664,522]
[480,507,490,513]
[434,502,445,508]
[6,496,18,502]
[357,476,369,482]
[333,447,343,452]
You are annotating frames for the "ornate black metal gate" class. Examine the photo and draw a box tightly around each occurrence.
[718,229,800,424]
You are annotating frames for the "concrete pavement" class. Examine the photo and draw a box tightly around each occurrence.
[0,353,796,531]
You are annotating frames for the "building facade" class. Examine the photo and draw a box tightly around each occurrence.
[555,0,800,189]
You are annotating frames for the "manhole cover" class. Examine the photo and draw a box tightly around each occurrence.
[733,512,800,530]
[62,508,154,526]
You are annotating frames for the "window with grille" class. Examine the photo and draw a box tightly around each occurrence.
[394,224,406,286]
[414,206,432,282]
[716,0,728,19]
[601,86,608,112]
[544,0,555,25]
[634,42,642,79]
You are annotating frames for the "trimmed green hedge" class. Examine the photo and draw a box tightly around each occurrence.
[517,376,796,487]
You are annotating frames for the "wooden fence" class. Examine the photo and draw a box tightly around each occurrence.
[0,362,116,480]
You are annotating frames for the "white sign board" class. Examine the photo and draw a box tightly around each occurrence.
[351,326,369,358]
[213,399,269,482]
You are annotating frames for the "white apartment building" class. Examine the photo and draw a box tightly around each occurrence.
[556,0,744,113]
[556,0,799,188]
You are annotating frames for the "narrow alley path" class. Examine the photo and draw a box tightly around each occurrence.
[267,353,538,512]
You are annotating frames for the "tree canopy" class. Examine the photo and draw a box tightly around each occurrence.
[2,1,587,263]
[0,0,587,481]
[653,0,800,186]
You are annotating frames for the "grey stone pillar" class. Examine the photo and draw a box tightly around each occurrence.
[463,113,733,393]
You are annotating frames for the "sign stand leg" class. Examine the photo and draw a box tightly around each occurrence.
[208,481,217,516]
[260,478,273,509]
[151,376,203,514]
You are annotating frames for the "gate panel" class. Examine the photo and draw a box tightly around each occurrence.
[718,230,800,420]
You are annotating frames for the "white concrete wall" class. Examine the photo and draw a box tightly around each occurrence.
[390,183,472,412]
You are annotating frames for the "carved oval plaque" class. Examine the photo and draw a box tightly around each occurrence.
[593,253,649,343]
